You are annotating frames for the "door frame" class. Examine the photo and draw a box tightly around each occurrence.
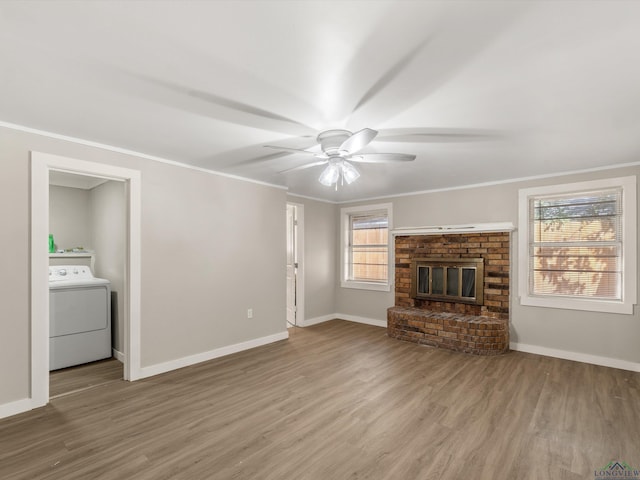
[286,202,304,326]
[31,151,142,409]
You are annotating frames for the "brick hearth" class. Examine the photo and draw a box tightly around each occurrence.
[388,232,510,355]
[387,307,508,355]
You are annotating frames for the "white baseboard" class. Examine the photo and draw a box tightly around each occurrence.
[299,313,386,328]
[299,314,337,327]
[112,348,125,363]
[510,342,640,372]
[138,330,289,379]
[335,314,386,328]
[0,397,33,420]
[303,318,638,371]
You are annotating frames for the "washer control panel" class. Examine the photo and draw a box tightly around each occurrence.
[49,265,95,282]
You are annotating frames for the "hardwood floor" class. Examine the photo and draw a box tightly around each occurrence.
[1,320,638,479]
[50,358,123,399]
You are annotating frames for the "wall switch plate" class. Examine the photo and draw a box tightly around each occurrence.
[247,308,253,319]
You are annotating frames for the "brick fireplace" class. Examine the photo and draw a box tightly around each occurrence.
[387,229,511,355]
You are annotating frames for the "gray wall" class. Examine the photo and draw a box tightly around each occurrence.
[141,161,286,366]
[335,166,640,365]
[91,181,126,353]
[0,126,286,406]
[49,185,92,251]
[286,195,338,321]
[0,129,30,406]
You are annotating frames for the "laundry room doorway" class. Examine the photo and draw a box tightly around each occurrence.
[48,171,125,397]
[31,152,141,409]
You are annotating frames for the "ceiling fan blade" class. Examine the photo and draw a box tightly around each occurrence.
[126,72,317,136]
[352,38,430,116]
[279,160,328,174]
[338,128,378,155]
[264,145,317,155]
[350,153,416,163]
[376,128,506,143]
[345,4,527,130]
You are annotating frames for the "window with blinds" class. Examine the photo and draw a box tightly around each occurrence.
[349,212,389,283]
[529,188,622,300]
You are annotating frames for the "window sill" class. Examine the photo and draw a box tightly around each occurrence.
[341,280,391,292]
[519,294,634,315]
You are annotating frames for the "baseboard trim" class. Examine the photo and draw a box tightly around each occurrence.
[299,314,336,327]
[510,342,640,373]
[335,314,387,328]
[138,331,289,379]
[0,397,33,420]
[299,313,386,328]
[112,348,125,363]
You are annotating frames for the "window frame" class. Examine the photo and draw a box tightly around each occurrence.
[518,176,636,314]
[340,203,392,292]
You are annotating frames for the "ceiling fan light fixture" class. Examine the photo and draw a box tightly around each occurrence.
[268,127,414,189]
[341,160,360,184]
[319,163,340,186]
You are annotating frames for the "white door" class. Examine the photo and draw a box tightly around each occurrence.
[286,204,297,326]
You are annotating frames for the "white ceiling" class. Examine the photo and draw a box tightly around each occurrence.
[2,1,640,202]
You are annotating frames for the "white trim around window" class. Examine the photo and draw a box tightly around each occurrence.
[518,176,637,314]
[340,203,392,292]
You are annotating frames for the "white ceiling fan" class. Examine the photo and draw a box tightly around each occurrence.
[265,128,416,188]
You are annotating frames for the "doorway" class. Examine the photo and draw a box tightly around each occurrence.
[31,151,142,410]
[48,172,126,397]
[286,203,304,327]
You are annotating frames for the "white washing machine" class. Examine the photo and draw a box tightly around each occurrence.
[49,265,112,371]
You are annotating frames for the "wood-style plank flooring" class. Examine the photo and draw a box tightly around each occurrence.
[50,358,123,399]
[1,320,639,479]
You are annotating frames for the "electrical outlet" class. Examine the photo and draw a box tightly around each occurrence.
[247,308,253,319]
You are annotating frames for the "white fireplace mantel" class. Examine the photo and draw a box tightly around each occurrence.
[391,222,515,236]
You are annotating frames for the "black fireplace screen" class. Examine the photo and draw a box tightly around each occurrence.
[411,258,484,305]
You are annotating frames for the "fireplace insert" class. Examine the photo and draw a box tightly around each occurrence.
[410,257,484,305]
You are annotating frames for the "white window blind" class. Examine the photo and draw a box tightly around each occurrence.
[529,188,622,300]
[349,212,389,283]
